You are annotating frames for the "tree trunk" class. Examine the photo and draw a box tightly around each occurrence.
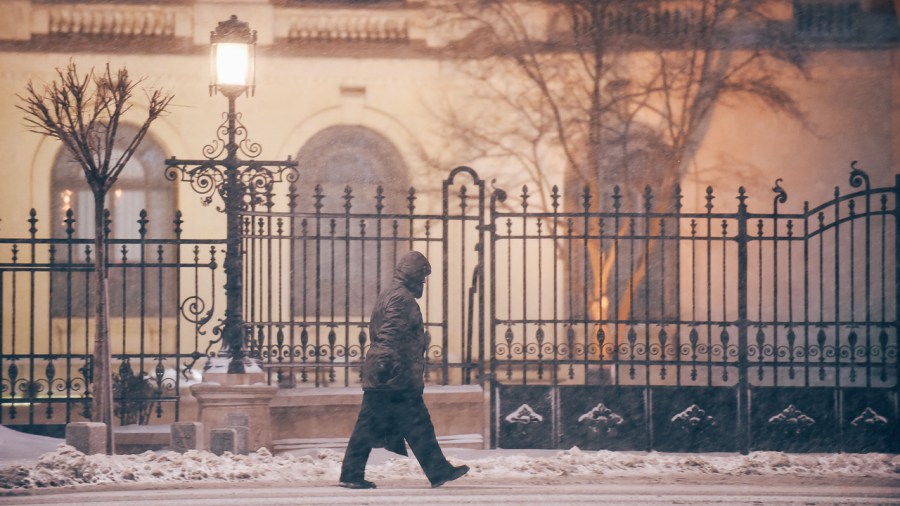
[91,189,115,454]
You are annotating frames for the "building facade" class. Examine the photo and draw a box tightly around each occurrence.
[0,0,897,451]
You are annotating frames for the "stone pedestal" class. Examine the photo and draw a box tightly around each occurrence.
[209,427,237,455]
[190,380,278,453]
[171,421,205,453]
[66,422,107,455]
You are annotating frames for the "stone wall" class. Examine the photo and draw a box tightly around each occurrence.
[269,385,485,450]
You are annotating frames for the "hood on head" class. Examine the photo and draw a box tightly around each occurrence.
[394,251,430,298]
[395,251,431,283]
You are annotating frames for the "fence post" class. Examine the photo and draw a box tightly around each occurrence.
[894,174,899,417]
[736,187,751,455]
[441,177,450,385]
[488,185,507,449]
[476,170,486,386]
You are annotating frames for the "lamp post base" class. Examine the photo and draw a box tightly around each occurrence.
[191,382,277,453]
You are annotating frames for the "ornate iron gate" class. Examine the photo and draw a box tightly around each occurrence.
[243,166,486,388]
[488,166,898,453]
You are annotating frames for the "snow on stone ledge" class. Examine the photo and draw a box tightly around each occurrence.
[1,444,898,490]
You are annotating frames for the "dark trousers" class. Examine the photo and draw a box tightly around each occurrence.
[340,389,453,484]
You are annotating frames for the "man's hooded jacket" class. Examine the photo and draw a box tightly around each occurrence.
[361,251,431,392]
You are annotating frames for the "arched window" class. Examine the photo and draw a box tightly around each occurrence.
[292,125,409,317]
[49,125,177,317]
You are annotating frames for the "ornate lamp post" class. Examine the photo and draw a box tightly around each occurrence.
[166,15,298,373]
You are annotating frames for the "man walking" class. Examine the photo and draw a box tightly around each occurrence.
[339,251,470,489]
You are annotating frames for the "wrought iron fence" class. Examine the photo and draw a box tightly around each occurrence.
[489,166,898,453]
[1,164,896,454]
[239,163,897,452]
[0,208,223,435]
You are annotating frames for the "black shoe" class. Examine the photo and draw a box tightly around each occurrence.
[339,480,376,489]
[430,465,469,488]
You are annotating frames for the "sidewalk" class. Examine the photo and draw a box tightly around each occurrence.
[2,478,899,505]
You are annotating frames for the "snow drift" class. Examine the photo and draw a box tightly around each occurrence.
[1,443,898,490]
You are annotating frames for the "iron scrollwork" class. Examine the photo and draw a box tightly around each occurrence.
[164,159,299,210]
[768,404,815,435]
[165,93,298,374]
[505,404,544,425]
[671,404,717,434]
[850,407,887,430]
[848,161,870,190]
[203,110,262,161]
[578,403,624,433]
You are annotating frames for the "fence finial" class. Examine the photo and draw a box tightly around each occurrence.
[490,179,507,205]
[772,178,788,206]
[849,161,870,190]
[375,185,385,213]
[737,186,747,209]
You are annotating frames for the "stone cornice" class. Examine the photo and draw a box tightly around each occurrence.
[0,0,896,53]
[269,6,412,44]
[42,4,185,38]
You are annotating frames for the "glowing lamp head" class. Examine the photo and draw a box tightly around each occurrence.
[210,15,257,98]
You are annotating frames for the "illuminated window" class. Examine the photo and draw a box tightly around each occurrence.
[49,125,177,317]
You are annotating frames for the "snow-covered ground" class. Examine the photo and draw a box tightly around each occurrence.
[1,425,898,492]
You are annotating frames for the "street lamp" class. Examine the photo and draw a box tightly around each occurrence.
[166,15,298,374]
[210,15,256,98]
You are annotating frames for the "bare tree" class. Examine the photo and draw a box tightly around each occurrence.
[427,0,806,324]
[18,62,173,453]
